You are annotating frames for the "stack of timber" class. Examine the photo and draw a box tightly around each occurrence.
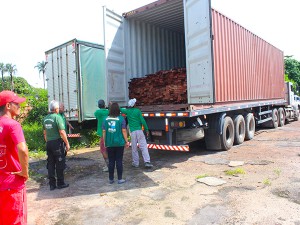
[128,68,187,106]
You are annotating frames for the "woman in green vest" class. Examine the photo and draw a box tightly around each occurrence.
[103,103,130,184]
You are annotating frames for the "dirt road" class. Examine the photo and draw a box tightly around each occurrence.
[27,120,300,225]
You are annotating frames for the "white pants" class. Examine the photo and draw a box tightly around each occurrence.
[131,130,150,165]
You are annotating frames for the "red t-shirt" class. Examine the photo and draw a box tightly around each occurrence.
[0,116,26,191]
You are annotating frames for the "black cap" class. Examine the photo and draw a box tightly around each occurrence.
[98,99,105,108]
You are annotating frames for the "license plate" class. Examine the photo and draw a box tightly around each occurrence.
[151,131,162,136]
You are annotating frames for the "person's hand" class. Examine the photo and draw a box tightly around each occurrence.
[66,143,70,153]
[125,142,130,148]
[146,131,149,137]
[12,171,29,181]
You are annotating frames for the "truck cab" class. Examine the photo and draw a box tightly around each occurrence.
[293,95,300,109]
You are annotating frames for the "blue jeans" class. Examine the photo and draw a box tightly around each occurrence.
[107,146,124,180]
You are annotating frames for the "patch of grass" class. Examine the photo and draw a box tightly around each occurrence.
[274,168,281,177]
[23,122,99,153]
[263,178,271,186]
[196,174,209,179]
[29,150,46,160]
[225,168,245,176]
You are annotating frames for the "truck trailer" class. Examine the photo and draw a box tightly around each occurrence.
[45,39,105,123]
[100,0,298,151]
[45,0,299,151]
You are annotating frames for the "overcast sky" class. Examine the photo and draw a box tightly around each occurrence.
[0,0,299,88]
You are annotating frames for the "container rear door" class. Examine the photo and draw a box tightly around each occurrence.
[103,7,127,106]
[45,42,78,121]
[62,43,78,121]
[184,0,214,104]
[78,44,106,121]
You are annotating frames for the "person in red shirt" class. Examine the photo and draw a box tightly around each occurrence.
[0,91,29,225]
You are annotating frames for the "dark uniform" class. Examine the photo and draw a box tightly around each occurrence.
[43,113,67,189]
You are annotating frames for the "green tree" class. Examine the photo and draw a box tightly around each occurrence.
[23,88,48,124]
[284,56,300,88]
[13,77,35,95]
[34,61,47,89]
[5,63,17,91]
[0,63,6,90]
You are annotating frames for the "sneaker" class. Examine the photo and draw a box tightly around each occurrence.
[57,183,69,189]
[144,162,153,168]
[132,162,139,168]
[103,166,109,172]
[118,179,126,184]
[109,179,114,184]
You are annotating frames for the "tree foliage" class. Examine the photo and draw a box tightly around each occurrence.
[0,76,33,93]
[5,63,17,91]
[34,61,47,89]
[0,75,48,125]
[0,63,5,90]
[284,56,300,88]
[0,61,50,151]
[23,88,48,124]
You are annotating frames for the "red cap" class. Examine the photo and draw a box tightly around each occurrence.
[0,91,26,107]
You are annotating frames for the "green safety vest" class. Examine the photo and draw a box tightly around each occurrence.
[104,116,125,147]
[43,113,65,141]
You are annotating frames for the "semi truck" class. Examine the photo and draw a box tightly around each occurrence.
[45,0,299,151]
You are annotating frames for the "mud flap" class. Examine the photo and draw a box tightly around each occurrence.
[205,113,226,150]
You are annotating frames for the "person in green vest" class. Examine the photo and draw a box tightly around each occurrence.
[94,99,109,172]
[121,98,153,168]
[43,100,70,191]
[103,102,130,184]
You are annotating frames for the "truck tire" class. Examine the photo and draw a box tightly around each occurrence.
[295,109,299,121]
[271,108,279,128]
[278,108,285,127]
[233,115,245,145]
[245,113,255,140]
[220,116,234,150]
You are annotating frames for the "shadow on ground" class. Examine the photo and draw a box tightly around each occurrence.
[27,139,223,200]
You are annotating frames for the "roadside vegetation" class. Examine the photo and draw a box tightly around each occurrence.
[284,56,300,94]
[274,168,281,177]
[0,64,98,158]
[224,168,246,176]
[196,174,209,179]
[0,56,299,158]
[263,178,272,186]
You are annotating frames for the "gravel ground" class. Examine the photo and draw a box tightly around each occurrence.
[27,120,300,225]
